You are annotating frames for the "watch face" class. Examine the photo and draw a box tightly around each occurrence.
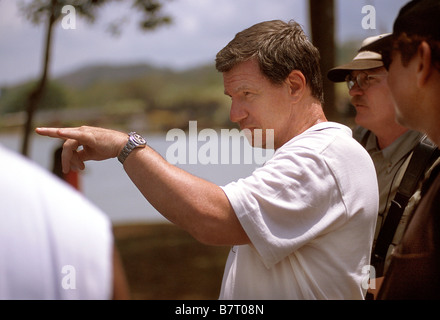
[131,133,146,145]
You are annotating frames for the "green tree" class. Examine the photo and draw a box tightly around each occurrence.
[0,81,68,114]
[18,0,171,156]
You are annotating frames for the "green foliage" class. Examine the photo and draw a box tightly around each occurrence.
[56,62,228,109]
[0,62,231,131]
[18,0,171,32]
[0,81,68,114]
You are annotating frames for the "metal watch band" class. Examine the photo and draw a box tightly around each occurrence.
[118,132,147,164]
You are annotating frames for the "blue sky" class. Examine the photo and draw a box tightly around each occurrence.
[0,0,408,86]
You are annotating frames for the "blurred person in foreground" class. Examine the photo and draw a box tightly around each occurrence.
[328,34,439,297]
[0,145,129,299]
[36,20,379,299]
[363,0,440,299]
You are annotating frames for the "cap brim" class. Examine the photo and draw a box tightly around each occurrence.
[361,34,393,54]
[327,59,384,82]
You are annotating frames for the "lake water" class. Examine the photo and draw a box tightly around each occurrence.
[0,130,270,225]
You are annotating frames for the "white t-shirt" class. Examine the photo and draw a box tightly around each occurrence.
[220,122,379,299]
[0,145,113,299]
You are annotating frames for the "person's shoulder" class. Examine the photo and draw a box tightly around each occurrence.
[352,126,370,144]
[0,144,63,189]
[0,144,109,224]
[0,145,47,185]
[301,121,355,138]
[288,122,359,151]
[0,144,34,168]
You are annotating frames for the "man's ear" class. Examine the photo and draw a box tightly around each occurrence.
[286,70,306,103]
[416,41,433,87]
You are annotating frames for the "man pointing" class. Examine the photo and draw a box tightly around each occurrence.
[37,20,378,299]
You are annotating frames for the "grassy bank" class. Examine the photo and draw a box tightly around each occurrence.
[113,223,231,300]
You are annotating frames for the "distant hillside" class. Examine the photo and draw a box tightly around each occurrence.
[0,62,231,132]
[52,62,226,109]
[56,63,174,90]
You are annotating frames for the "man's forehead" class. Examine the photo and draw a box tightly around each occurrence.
[350,66,387,76]
[222,61,266,94]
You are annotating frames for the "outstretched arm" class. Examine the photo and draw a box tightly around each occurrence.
[36,126,249,246]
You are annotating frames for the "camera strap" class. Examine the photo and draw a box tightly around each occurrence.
[371,135,439,277]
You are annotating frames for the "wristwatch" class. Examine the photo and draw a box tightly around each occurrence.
[118,132,147,164]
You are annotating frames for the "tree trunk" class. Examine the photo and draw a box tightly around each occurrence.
[309,0,337,120]
[21,0,57,156]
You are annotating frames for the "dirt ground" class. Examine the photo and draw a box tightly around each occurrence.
[112,223,231,300]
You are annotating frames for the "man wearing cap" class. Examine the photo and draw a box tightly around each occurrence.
[362,0,440,299]
[328,35,426,282]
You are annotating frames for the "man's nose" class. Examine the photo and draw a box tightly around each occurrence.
[348,83,364,97]
[229,101,248,123]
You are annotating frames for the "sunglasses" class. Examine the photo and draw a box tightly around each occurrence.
[345,72,387,90]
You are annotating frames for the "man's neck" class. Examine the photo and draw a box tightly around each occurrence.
[375,126,409,150]
[292,102,327,137]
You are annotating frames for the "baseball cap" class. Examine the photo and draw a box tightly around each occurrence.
[327,34,391,82]
[362,0,440,53]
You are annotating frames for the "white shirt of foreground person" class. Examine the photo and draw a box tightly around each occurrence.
[0,145,112,299]
[220,122,379,299]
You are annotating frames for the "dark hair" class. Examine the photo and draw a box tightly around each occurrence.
[392,0,440,68]
[394,33,440,69]
[215,20,324,104]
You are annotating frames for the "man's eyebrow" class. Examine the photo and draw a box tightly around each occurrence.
[224,85,253,96]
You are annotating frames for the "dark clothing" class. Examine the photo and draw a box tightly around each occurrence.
[378,161,440,299]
